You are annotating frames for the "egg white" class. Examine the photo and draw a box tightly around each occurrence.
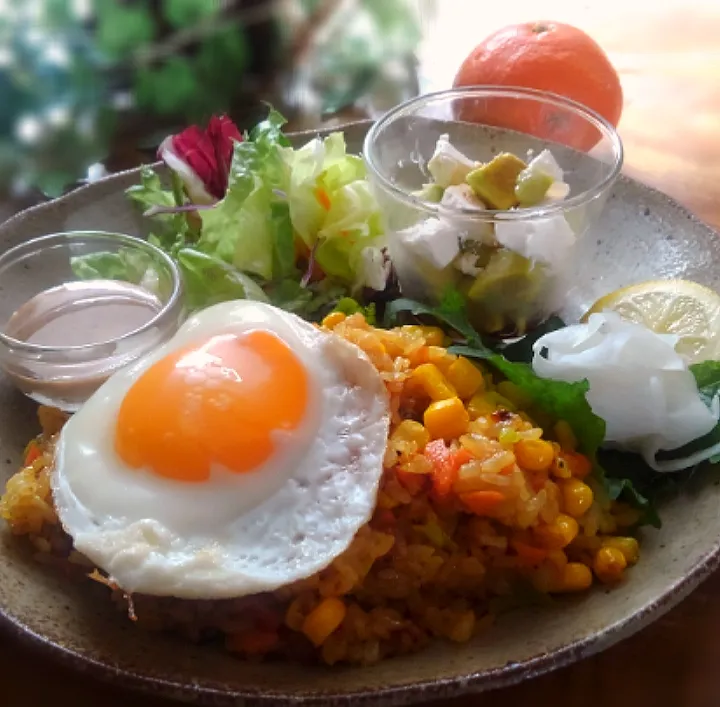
[51,301,390,599]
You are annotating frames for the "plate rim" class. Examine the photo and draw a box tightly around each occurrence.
[1,119,720,705]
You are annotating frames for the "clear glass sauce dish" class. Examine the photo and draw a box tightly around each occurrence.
[0,231,185,411]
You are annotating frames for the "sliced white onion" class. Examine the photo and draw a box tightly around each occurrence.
[532,312,719,471]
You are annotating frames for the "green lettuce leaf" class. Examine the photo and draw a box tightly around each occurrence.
[176,249,268,310]
[265,278,346,320]
[270,201,297,280]
[70,249,152,284]
[285,132,349,244]
[496,316,566,363]
[126,167,190,251]
[197,109,291,280]
[384,291,485,349]
[689,361,720,463]
[601,472,661,529]
[69,247,173,300]
[285,132,384,286]
[333,297,377,325]
[691,360,720,410]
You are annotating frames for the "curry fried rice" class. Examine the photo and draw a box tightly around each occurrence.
[0,313,641,666]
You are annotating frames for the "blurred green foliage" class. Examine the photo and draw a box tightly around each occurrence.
[0,0,422,198]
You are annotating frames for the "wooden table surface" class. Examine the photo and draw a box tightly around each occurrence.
[3,2,720,705]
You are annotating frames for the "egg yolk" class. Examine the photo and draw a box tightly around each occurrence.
[115,330,309,482]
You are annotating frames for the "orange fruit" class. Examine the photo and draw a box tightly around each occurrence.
[453,21,623,150]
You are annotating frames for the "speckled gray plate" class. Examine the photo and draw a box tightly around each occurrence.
[1,121,720,706]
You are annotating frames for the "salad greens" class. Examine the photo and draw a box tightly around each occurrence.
[72,109,386,320]
[681,362,720,465]
[334,297,377,325]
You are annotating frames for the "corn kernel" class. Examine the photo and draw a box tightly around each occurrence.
[531,562,558,593]
[447,610,476,642]
[598,513,618,535]
[550,453,572,479]
[401,325,446,346]
[555,562,593,592]
[612,503,642,528]
[547,549,568,572]
[601,536,639,565]
[427,346,456,374]
[514,439,554,473]
[553,420,577,451]
[410,363,456,401]
[424,397,470,440]
[322,311,346,328]
[467,393,496,419]
[593,546,627,583]
[302,598,347,647]
[537,513,579,549]
[561,479,594,518]
[391,420,430,451]
[446,357,485,399]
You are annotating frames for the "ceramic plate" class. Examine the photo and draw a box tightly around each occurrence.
[1,122,720,706]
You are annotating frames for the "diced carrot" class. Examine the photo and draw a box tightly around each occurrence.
[395,468,427,495]
[424,440,454,497]
[511,540,548,566]
[454,448,474,467]
[315,187,332,211]
[424,441,473,498]
[460,490,506,515]
[24,442,41,466]
[564,451,592,479]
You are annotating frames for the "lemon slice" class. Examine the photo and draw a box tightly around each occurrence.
[583,279,720,364]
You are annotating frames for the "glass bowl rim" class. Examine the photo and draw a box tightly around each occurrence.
[0,230,184,355]
[363,85,624,220]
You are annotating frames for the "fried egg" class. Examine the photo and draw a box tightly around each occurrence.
[51,301,389,599]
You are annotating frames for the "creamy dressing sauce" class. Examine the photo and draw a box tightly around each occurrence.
[5,280,162,346]
[2,280,164,410]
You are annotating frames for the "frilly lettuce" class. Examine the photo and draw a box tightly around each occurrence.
[197,109,292,281]
[284,132,385,287]
[192,120,385,290]
[78,110,388,317]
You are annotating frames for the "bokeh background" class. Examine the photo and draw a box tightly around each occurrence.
[0,0,433,210]
[1,1,718,228]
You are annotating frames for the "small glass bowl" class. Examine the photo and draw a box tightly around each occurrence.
[0,231,184,411]
[363,86,624,336]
